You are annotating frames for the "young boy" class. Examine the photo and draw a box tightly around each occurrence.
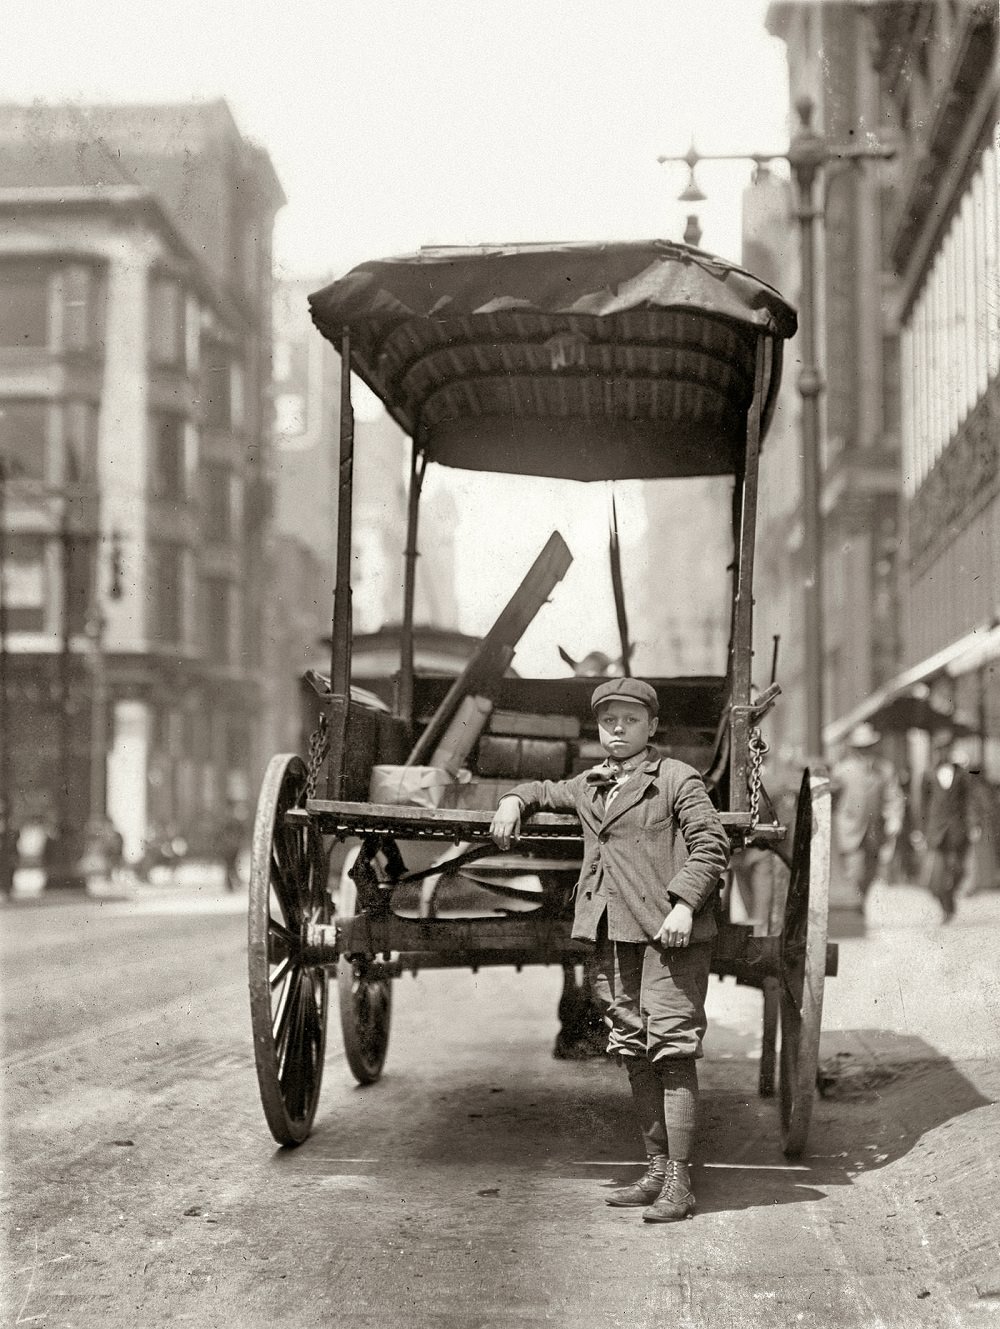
[489,677,729,1222]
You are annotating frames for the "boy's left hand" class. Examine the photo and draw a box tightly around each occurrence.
[655,901,693,948]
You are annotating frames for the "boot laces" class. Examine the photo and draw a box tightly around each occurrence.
[641,1157,667,1187]
[662,1160,690,1202]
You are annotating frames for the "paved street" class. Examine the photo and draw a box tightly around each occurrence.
[3,878,999,1328]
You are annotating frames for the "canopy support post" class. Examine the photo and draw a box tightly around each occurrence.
[326,329,355,799]
[729,335,770,814]
[397,444,425,728]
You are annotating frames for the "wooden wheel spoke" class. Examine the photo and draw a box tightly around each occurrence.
[271,965,297,1046]
[271,836,304,926]
[268,914,296,954]
[280,980,313,1119]
[276,971,304,1080]
[269,954,292,989]
[302,974,323,1071]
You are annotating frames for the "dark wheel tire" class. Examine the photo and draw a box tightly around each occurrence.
[778,769,831,1158]
[248,754,331,1146]
[336,850,392,1085]
[758,975,779,1098]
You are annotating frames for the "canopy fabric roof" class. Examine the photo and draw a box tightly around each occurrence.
[309,241,798,481]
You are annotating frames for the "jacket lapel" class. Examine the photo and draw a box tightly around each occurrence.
[582,779,604,831]
[601,756,662,829]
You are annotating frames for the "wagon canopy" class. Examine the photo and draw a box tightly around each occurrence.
[309,240,797,482]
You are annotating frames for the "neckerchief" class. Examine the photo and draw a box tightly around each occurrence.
[584,748,654,806]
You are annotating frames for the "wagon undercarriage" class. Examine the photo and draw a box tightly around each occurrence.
[249,752,835,1157]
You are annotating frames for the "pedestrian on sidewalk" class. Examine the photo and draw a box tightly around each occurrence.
[966,767,1000,894]
[830,723,905,909]
[220,803,247,893]
[917,736,973,923]
[489,677,730,1223]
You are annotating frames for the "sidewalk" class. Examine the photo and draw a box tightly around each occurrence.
[822,877,1000,1068]
[4,859,241,907]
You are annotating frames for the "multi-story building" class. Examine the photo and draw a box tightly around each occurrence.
[868,2,1000,776]
[0,101,284,867]
[748,4,903,765]
[753,2,997,782]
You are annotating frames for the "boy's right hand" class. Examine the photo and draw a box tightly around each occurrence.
[490,796,522,850]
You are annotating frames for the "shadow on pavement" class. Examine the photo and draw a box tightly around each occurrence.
[283,1018,994,1221]
[698,1026,993,1214]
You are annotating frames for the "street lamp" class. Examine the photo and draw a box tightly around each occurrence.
[659,97,894,762]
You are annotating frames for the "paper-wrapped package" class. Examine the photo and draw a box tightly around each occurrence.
[368,765,468,810]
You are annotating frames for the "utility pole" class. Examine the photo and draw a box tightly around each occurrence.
[659,96,894,762]
[47,492,81,888]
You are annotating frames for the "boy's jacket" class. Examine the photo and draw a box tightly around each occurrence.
[508,754,730,945]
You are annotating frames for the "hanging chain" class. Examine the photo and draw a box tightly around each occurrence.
[747,725,769,832]
[304,711,330,800]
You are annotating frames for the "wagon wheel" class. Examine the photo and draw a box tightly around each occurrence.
[248,754,331,1146]
[778,769,832,1157]
[336,848,393,1084]
[758,976,779,1098]
[758,844,791,1098]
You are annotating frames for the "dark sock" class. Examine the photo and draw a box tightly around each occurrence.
[655,1057,699,1162]
[622,1056,668,1156]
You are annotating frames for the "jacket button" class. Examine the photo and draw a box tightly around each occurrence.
[598,832,609,843]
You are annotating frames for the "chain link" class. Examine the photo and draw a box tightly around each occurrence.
[747,725,769,832]
[304,712,330,801]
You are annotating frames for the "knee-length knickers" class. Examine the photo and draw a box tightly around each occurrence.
[591,931,712,1062]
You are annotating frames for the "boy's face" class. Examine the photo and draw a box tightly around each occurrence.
[596,700,657,761]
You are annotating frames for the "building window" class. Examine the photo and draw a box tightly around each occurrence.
[203,462,234,541]
[149,276,186,368]
[64,535,94,636]
[150,542,185,644]
[0,400,49,483]
[63,264,105,354]
[0,261,49,348]
[63,400,99,483]
[150,412,187,502]
[1,534,46,632]
[901,140,1000,498]
[202,343,232,430]
[204,577,232,664]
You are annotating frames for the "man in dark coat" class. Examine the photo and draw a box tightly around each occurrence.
[918,740,972,922]
[490,677,729,1223]
[831,722,905,908]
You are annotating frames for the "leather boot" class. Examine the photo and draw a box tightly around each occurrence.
[606,1155,667,1207]
[643,1160,695,1222]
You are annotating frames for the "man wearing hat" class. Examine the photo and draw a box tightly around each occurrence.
[831,722,905,910]
[490,676,729,1223]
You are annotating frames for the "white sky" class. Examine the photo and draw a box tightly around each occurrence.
[3,0,791,273]
[3,0,793,674]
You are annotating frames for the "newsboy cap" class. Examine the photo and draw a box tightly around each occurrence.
[590,677,659,716]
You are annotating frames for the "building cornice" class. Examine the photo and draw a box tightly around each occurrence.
[883,6,998,279]
[0,186,246,330]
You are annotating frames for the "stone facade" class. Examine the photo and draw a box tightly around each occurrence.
[0,102,284,864]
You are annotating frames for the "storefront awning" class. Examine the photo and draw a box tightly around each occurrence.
[824,621,1000,747]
